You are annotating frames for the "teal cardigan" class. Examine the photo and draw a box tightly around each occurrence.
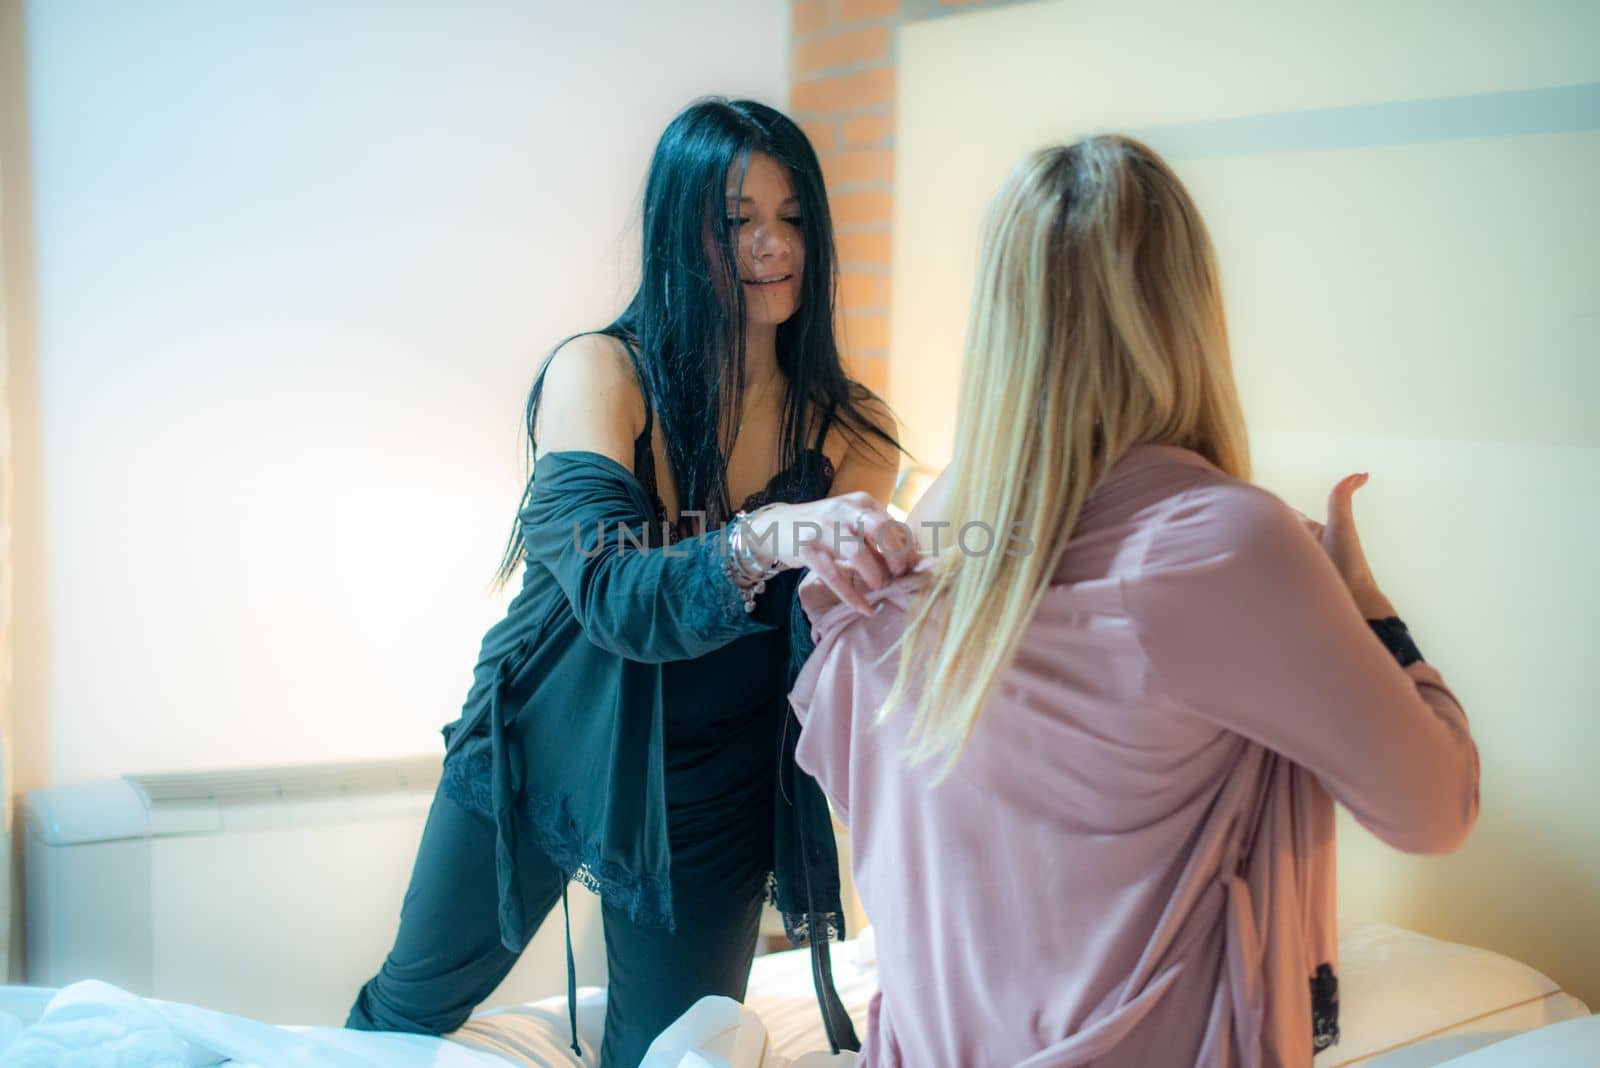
[440,449,856,1049]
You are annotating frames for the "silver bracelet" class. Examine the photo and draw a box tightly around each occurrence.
[725,509,782,614]
[722,546,764,614]
[731,509,783,580]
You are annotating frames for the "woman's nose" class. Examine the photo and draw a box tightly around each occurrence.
[750,224,790,260]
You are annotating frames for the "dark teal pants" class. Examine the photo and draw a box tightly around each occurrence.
[346,779,770,1068]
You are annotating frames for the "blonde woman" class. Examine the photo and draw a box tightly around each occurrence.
[783,138,1480,1066]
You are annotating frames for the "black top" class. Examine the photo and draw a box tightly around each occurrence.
[631,395,837,545]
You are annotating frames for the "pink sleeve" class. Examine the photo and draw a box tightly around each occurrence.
[1124,485,1480,855]
[787,572,868,826]
[787,563,939,828]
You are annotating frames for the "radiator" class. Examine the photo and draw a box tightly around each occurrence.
[21,755,607,1024]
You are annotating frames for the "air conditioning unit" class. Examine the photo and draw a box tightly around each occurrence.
[22,756,606,1024]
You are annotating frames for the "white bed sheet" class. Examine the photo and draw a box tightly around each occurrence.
[1432,1015,1600,1067]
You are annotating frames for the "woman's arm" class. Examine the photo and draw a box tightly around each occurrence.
[906,464,954,556]
[521,451,794,663]
[533,333,644,465]
[1125,480,1479,855]
[521,335,787,662]
[827,394,900,504]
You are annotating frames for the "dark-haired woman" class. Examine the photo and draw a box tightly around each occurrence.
[345,99,907,1068]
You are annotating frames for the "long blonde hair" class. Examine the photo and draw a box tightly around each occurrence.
[882,136,1251,779]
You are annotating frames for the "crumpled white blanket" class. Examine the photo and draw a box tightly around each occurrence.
[0,979,366,1068]
[0,979,603,1068]
[0,979,854,1068]
[639,996,856,1068]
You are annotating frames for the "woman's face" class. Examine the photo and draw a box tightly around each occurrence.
[720,151,805,329]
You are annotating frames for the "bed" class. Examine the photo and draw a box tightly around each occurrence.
[738,923,1592,1067]
[0,921,1588,1067]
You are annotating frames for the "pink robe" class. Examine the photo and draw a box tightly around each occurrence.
[789,444,1479,1067]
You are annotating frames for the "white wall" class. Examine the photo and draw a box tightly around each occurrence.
[10,0,789,792]
[892,0,1599,1007]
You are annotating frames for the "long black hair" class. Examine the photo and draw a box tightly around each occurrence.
[493,97,901,588]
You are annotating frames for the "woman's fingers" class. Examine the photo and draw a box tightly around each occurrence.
[1323,473,1370,572]
[842,533,891,591]
[833,493,917,578]
[825,497,886,590]
[1320,472,1384,602]
[859,508,918,576]
[800,544,875,617]
[777,494,916,611]
[1325,472,1369,540]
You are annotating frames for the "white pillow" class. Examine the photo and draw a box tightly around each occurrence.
[1317,923,1588,1067]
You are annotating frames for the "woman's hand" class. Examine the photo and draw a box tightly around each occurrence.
[1307,473,1397,619]
[745,492,917,616]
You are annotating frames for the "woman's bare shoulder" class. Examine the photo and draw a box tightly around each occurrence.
[534,333,646,464]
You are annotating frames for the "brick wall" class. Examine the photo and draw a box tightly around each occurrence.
[790,0,1027,399]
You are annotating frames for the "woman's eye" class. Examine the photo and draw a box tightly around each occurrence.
[723,216,802,228]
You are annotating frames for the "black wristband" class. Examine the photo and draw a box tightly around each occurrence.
[1367,616,1424,667]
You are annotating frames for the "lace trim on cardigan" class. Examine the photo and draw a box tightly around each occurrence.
[685,526,764,633]
[444,750,845,945]
[784,910,848,947]
[441,749,675,930]
[1367,616,1424,667]
[1312,962,1341,1052]
[762,869,847,947]
[440,748,494,816]
[521,791,675,931]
